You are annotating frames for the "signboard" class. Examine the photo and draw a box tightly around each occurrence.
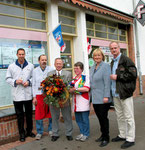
[133,0,145,26]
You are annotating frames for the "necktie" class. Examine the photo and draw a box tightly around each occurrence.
[58,71,60,76]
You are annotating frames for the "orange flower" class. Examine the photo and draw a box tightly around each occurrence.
[54,87,59,93]
[41,83,45,87]
[46,91,50,95]
[46,86,49,90]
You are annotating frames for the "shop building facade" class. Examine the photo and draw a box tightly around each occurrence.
[0,0,144,143]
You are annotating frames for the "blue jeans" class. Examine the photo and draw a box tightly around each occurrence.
[48,118,52,131]
[75,111,90,137]
[36,118,52,135]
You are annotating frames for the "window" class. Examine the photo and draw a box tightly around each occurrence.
[0,38,48,107]
[86,14,127,42]
[0,0,46,31]
[58,7,76,35]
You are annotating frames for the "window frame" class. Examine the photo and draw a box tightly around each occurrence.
[0,0,47,32]
[58,7,77,36]
[86,16,127,43]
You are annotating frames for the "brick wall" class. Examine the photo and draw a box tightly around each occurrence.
[0,112,49,145]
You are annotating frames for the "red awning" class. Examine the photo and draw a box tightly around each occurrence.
[63,0,133,23]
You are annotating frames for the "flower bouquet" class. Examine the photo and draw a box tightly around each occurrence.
[41,74,70,108]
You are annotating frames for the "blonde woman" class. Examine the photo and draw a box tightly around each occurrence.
[90,48,111,147]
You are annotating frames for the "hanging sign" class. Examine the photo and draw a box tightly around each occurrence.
[133,0,145,26]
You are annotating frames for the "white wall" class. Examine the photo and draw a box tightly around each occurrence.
[91,0,133,14]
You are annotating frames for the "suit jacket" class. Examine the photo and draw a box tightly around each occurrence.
[47,69,72,83]
[90,61,111,104]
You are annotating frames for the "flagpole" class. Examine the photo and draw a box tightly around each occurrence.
[47,22,62,36]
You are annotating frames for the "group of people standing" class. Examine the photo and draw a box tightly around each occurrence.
[6,41,137,149]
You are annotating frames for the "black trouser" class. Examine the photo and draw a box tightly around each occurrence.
[93,103,110,141]
[13,100,33,136]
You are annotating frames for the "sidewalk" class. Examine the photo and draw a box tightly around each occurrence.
[0,95,145,150]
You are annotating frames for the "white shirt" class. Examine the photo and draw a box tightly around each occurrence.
[32,66,54,97]
[56,70,62,76]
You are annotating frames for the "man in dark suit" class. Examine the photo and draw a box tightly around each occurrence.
[47,58,73,142]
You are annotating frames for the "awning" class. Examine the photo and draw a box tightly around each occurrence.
[63,0,133,23]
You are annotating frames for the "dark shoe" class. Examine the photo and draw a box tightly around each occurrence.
[95,136,103,142]
[112,136,126,142]
[20,134,25,142]
[25,132,35,138]
[99,140,109,147]
[51,136,59,142]
[121,141,135,149]
[66,136,73,141]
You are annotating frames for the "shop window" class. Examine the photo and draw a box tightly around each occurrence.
[58,7,76,35]
[95,32,107,38]
[108,27,118,34]
[0,4,24,17]
[119,36,126,41]
[86,14,127,42]
[26,10,45,20]
[61,26,75,34]
[108,34,118,40]
[27,20,46,30]
[95,24,107,31]
[87,29,94,36]
[86,21,93,28]
[0,0,46,31]
[0,38,48,107]
[59,7,75,18]
[0,15,25,27]
[107,21,117,27]
[119,29,126,35]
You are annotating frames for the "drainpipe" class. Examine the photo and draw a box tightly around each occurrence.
[133,0,143,95]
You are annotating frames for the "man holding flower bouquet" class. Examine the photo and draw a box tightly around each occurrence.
[47,58,73,142]
[32,54,54,140]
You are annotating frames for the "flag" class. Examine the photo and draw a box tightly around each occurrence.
[60,42,66,53]
[52,24,65,48]
[87,37,92,55]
